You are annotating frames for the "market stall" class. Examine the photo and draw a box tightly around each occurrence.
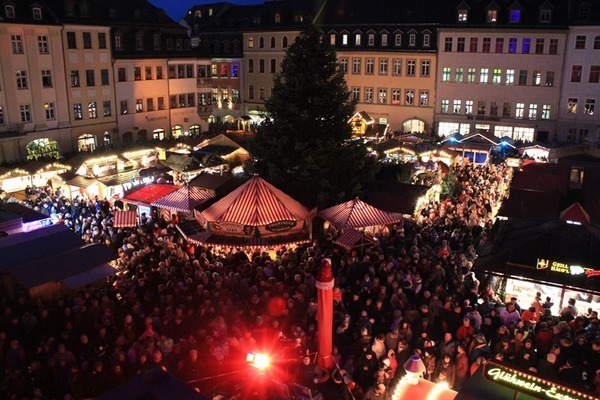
[179,176,314,249]
[120,184,180,222]
[456,360,595,400]
[474,203,600,316]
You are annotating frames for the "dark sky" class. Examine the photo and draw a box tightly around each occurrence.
[149,0,266,22]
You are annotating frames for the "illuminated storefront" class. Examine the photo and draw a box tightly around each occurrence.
[475,212,600,315]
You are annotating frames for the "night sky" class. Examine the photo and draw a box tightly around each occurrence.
[149,0,266,21]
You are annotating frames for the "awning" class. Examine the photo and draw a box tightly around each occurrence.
[121,184,179,206]
[152,185,214,213]
[113,211,137,228]
[319,197,402,229]
[61,263,116,289]
[334,229,374,250]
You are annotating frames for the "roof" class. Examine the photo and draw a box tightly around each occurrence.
[0,203,48,224]
[365,183,430,216]
[318,197,402,229]
[160,153,202,172]
[201,176,309,226]
[497,188,561,220]
[0,224,85,271]
[11,244,116,289]
[66,175,103,189]
[510,162,571,198]
[188,173,237,192]
[122,184,179,206]
[97,367,209,400]
[474,218,600,294]
[334,229,374,250]
[0,0,60,25]
[151,185,214,212]
[560,202,590,225]
[113,211,138,228]
[0,224,116,289]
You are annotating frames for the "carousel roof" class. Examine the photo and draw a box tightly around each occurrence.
[151,185,214,213]
[201,176,310,226]
[318,197,402,229]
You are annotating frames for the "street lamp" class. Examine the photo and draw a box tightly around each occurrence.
[403,354,426,385]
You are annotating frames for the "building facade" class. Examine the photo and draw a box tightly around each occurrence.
[434,1,569,143]
[0,1,71,163]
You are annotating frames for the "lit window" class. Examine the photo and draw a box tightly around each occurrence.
[584,99,595,115]
[458,10,468,22]
[442,67,451,82]
[510,9,521,23]
[330,34,336,45]
[355,33,361,46]
[378,88,387,104]
[542,104,551,119]
[465,100,473,114]
[492,69,501,84]
[567,98,577,114]
[342,34,348,46]
[487,9,497,23]
[480,68,489,84]
[88,102,98,118]
[368,34,375,46]
[506,69,514,85]
[45,102,55,120]
[529,104,538,119]
[455,68,463,82]
[453,100,461,114]
[515,103,525,118]
[441,99,449,113]
[405,89,414,105]
[419,91,429,106]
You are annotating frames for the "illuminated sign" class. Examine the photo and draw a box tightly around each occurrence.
[536,258,598,278]
[265,220,296,233]
[484,363,590,400]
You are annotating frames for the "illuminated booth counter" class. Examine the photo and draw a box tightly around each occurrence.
[474,205,600,315]
[456,360,596,400]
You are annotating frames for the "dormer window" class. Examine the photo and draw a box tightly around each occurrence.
[248,37,254,48]
[423,33,431,47]
[409,33,416,47]
[253,16,261,24]
[194,10,201,18]
[342,33,348,46]
[458,10,468,22]
[135,32,144,50]
[208,8,213,16]
[294,15,303,23]
[134,10,141,20]
[395,33,402,46]
[539,9,552,23]
[368,33,375,46]
[355,33,361,46]
[577,4,590,20]
[510,9,521,23]
[114,33,123,50]
[274,13,280,23]
[153,33,161,50]
[487,9,498,23]
[330,33,336,45]
[108,8,116,19]
[381,33,388,46]
[5,5,15,18]
[32,7,42,20]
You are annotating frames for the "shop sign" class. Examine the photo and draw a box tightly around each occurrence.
[536,258,598,278]
[265,220,296,232]
[484,364,586,400]
[213,221,244,234]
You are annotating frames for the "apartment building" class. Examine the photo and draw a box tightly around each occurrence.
[328,27,437,134]
[558,22,600,144]
[184,1,318,124]
[0,1,71,163]
[434,1,569,143]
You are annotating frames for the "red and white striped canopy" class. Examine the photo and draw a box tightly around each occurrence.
[113,211,137,228]
[334,229,374,250]
[151,185,214,213]
[201,176,309,226]
[319,197,402,229]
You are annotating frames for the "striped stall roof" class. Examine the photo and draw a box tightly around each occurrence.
[113,211,138,228]
[334,229,374,250]
[201,176,309,226]
[152,185,214,213]
[319,197,402,229]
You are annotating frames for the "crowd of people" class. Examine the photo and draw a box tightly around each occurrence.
[0,162,599,400]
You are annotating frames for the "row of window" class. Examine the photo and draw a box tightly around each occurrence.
[247,36,290,50]
[339,57,431,77]
[566,98,596,116]
[444,36,561,55]
[574,35,600,50]
[456,7,549,24]
[70,69,110,88]
[211,88,240,105]
[4,5,42,20]
[66,31,107,50]
[113,33,188,52]
[440,100,553,120]
[441,67,557,87]
[73,101,112,120]
[117,64,233,82]
[330,31,431,48]
[350,87,430,106]
[14,69,54,90]
[119,93,198,115]
[570,65,600,83]
[11,34,51,55]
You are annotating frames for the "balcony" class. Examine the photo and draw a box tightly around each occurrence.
[196,77,212,88]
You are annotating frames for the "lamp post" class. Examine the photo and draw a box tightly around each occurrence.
[316,258,334,372]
